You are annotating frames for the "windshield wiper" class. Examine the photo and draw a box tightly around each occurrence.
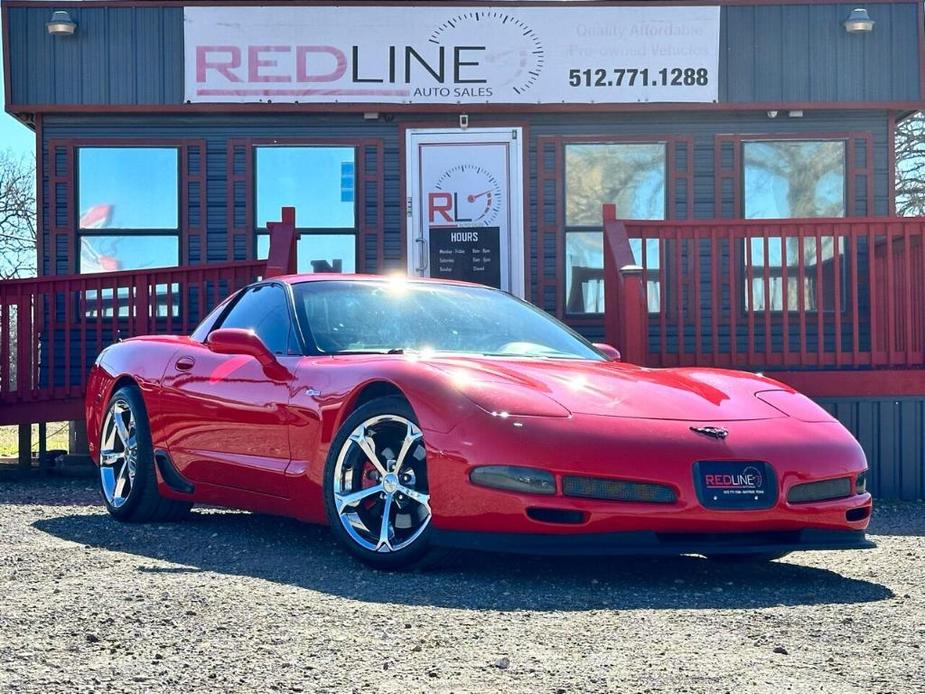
[478,352,583,360]
[329,348,405,355]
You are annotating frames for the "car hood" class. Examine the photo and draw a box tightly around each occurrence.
[426,357,789,422]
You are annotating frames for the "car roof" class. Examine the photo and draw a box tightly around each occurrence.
[271,273,489,290]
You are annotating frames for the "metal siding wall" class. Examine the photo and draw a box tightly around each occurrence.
[42,116,398,268]
[818,397,925,500]
[8,6,184,105]
[527,109,889,220]
[40,108,891,275]
[723,3,921,104]
[7,3,921,107]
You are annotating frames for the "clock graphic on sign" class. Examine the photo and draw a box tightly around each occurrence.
[429,11,545,96]
[433,164,504,226]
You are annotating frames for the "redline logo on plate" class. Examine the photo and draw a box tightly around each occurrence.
[184,6,721,104]
[704,466,764,491]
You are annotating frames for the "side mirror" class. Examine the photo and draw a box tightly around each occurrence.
[593,343,622,362]
[207,328,278,368]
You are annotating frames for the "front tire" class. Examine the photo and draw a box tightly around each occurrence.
[98,385,192,523]
[323,396,436,570]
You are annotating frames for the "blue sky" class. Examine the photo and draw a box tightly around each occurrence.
[0,11,34,156]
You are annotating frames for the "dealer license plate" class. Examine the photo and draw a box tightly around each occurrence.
[694,461,777,510]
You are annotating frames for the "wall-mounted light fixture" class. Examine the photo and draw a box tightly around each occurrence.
[843,8,875,34]
[46,10,77,36]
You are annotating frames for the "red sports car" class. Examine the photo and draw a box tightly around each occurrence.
[85,275,874,569]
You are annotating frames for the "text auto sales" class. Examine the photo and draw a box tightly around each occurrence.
[196,44,495,97]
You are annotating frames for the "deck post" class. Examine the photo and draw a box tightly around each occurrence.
[265,207,297,278]
[17,424,31,468]
[619,265,648,365]
[602,204,639,355]
[37,422,48,471]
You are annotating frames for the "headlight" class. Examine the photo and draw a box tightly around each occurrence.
[458,380,571,418]
[755,390,835,423]
[856,471,868,495]
[470,466,556,495]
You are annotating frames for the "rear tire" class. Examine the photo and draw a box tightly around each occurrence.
[323,396,439,571]
[98,385,192,523]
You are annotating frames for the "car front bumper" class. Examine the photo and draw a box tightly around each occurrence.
[423,412,873,538]
[431,527,876,556]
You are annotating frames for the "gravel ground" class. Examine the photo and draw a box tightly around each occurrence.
[0,477,922,694]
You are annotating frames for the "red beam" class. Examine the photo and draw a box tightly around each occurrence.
[769,370,925,399]
[0,398,84,427]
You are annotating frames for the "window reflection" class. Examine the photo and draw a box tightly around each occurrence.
[565,231,661,314]
[78,148,179,230]
[84,284,180,319]
[256,234,356,274]
[746,236,846,312]
[255,147,357,228]
[565,143,667,225]
[79,235,179,274]
[744,141,846,219]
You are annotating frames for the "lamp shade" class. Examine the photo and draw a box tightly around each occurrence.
[843,8,875,33]
[46,10,77,36]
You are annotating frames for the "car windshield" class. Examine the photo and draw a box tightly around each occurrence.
[292,279,605,361]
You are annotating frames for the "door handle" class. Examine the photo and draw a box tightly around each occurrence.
[415,237,428,273]
[175,356,195,371]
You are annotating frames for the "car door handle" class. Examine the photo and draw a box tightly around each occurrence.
[175,356,196,371]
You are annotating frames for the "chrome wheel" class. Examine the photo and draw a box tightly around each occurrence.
[332,414,430,553]
[99,398,138,509]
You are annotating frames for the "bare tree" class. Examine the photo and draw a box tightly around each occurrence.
[0,149,36,279]
[895,112,925,217]
[743,141,845,218]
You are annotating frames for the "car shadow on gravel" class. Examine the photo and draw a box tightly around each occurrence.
[33,510,893,612]
[863,502,925,537]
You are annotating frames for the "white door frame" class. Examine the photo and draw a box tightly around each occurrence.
[405,127,525,297]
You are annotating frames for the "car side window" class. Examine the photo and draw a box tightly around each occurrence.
[215,284,295,355]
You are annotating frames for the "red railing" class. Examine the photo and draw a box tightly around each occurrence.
[603,207,925,373]
[0,260,267,425]
[0,207,298,426]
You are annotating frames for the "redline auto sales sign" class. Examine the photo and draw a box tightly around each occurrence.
[183,6,720,105]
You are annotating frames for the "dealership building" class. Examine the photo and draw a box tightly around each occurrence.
[1,0,925,497]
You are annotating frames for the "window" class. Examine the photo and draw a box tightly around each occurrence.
[743,141,846,219]
[745,236,846,312]
[217,284,295,355]
[563,143,667,315]
[80,236,179,273]
[255,146,358,274]
[78,147,180,273]
[256,234,356,274]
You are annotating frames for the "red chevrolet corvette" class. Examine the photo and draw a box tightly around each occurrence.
[85,275,874,569]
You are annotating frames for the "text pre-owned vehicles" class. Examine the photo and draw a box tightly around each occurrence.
[85,275,873,569]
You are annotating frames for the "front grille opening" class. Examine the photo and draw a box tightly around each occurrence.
[562,476,677,504]
[787,477,852,504]
[846,506,872,522]
[526,507,586,525]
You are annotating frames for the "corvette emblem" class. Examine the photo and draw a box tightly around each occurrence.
[690,426,728,440]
